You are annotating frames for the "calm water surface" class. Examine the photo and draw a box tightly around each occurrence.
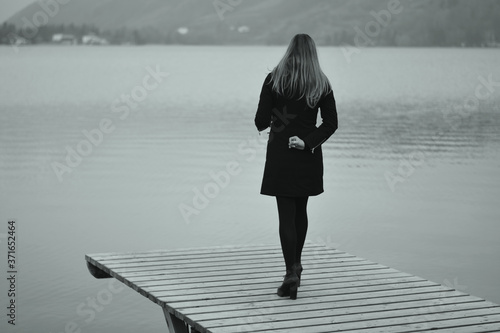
[1,45,500,332]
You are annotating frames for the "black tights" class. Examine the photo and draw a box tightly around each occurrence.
[276,196,309,271]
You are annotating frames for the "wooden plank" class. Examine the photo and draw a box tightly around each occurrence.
[93,249,340,264]
[123,264,392,284]
[131,267,401,289]
[97,248,353,266]
[162,283,450,310]
[197,298,490,329]
[96,255,353,272]
[101,252,357,270]
[119,261,384,281]
[412,322,500,333]
[149,275,427,299]
[87,241,325,260]
[106,260,367,283]
[180,289,471,316]
[187,293,477,321]
[203,303,499,333]
[105,252,363,269]
[172,286,458,316]
[258,313,500,333]
[158,277,436,302]
[87,243,283,259]
[140,271,410,292]
[208,307,500,333]
[94,246,347,265]
[110,258,376,277]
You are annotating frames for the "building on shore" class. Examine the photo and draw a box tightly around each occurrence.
[82,35,109,45]
[52,34,78,45]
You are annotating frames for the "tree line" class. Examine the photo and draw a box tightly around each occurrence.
[1,0,499,48]
[0,22,168,45]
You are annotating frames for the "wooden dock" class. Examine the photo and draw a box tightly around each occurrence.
[85,242,500,332]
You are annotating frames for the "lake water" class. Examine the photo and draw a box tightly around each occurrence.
[1,45,499,332]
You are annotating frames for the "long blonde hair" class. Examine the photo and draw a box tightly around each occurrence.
[271,34,331,108]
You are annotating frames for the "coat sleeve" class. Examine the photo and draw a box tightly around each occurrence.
[254,74,274,132]
[303,90,338,152]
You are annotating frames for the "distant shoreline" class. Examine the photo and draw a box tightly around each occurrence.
[2,43,500,49]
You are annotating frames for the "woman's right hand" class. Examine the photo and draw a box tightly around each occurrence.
[288,136,305,150]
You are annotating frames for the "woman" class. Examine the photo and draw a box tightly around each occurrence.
[254,34,338,300]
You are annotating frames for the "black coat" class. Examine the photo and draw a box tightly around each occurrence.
[255,73,338,197]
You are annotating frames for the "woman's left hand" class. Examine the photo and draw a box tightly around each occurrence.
[288,136,305,150]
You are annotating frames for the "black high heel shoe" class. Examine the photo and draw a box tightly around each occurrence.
[293,263,303,287]
[277,269,299,300]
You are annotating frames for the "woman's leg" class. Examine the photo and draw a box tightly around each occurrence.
[276,196,297,271]
[294,196,309,264]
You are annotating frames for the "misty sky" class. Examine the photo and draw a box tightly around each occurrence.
[0,0,35,24]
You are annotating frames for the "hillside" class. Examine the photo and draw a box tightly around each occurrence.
[3,0,500,46]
